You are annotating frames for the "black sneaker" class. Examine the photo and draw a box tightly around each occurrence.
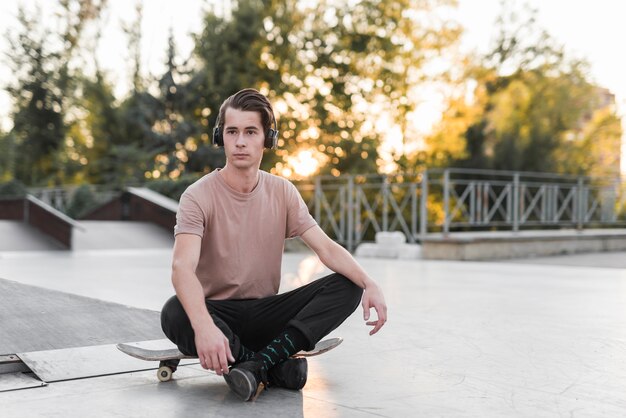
[223,361,268,401]
[268,357,308,390]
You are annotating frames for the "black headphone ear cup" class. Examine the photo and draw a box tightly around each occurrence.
[265,129,278,149]
[213,126,223,147]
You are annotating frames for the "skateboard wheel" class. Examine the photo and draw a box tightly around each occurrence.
[157,366,173,382]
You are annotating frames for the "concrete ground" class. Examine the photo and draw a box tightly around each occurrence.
[1,247,625,417]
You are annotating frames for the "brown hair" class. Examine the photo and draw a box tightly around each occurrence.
[217,88,275,134]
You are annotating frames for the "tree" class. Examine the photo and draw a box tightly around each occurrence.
[433,1,617,176]
[148,31,201,181]
[5,7,66,185]
[187,0,268,174]
[189,0,462,178]
[556,105,623,179]
[4,1,106,186]
[0,130,16,181]
[77,1,166,186]
[78,70,128,184]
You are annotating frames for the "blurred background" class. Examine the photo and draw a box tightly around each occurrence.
[0,0,623,204]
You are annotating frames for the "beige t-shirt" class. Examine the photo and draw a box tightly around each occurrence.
[174,169,317,300]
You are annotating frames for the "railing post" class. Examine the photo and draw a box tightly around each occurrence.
[410,182,417,243]
[612,180,619,222]
[483,183,490,224]
[339,186,345,244]
[443,169,450,235]
[577,177,584,230]
[551,185,557,223]
[382,175,389,232]
[355,186,362,246]
[347,176,354,252]
[420,170,428,238]
[513,173,520,232]
[476,182,482,225]
[540,185,546,224]
[469,181,476,224]
[314,176,322,223]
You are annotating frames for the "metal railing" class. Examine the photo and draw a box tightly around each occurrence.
[22,168,626,252]
[295,168,625,251]
[27,186,119,214]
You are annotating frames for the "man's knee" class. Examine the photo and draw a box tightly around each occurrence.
[161,296,191,336]
[161,296,184,327]
[328,273,363,310]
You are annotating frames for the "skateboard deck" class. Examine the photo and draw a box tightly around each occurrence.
[117,337,342,382]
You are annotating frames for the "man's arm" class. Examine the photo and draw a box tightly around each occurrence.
[300,226,387,335]
[171,234,234,375]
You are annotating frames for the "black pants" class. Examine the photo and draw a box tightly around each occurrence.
[161,273,363,358]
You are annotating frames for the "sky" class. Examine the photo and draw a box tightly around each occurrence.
[1,0,625,171]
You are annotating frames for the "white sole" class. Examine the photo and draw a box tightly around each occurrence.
[224,369,255,401]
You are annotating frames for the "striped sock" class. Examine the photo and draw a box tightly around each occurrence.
[236,344,256,364]
[252,327,308,372]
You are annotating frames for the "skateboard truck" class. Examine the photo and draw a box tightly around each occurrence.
[157,359,180,382]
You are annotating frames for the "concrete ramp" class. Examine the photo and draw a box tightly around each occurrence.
[0,221,64,251]
[0,278,164,355]
[72,221,173,250]
[0,220,172,251]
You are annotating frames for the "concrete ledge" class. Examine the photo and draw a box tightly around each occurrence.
[355,231,422,259]
[421,229,626,260]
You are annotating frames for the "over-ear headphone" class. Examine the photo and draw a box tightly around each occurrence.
[212,111,279,149]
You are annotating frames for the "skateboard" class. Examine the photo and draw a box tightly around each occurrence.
[117,337,342,382]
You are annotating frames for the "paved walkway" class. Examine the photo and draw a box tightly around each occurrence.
[1,249,625,417]
[502,250,626,269]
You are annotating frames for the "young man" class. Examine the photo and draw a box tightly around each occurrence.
[161,88,387,401]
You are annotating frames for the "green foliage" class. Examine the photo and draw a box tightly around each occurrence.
[2,0,465,187]
[5,8,66,185]
[191,0,461,177]
[485,64,595,173]
[556,106,623,178]
[77,71,124,183]
[434,1,621,177]
[4,2,105,186]
[0,131,16,181]
[0,179,27,198]
[148,31,205,181]
[189,0,269,173]
[11,0,619,191]
[65,184,98,218]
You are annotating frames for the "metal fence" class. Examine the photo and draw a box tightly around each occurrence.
[27,186,119,214]
[25,168,626,252]
[295,168,626,251]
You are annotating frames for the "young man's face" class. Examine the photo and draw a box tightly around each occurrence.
[222,107,266,171]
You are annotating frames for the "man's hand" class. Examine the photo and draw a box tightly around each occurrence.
[362,282,387,335]
[194,323,236,376]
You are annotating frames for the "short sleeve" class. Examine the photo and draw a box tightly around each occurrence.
[174,191,205,237]
[285,182,317,238]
